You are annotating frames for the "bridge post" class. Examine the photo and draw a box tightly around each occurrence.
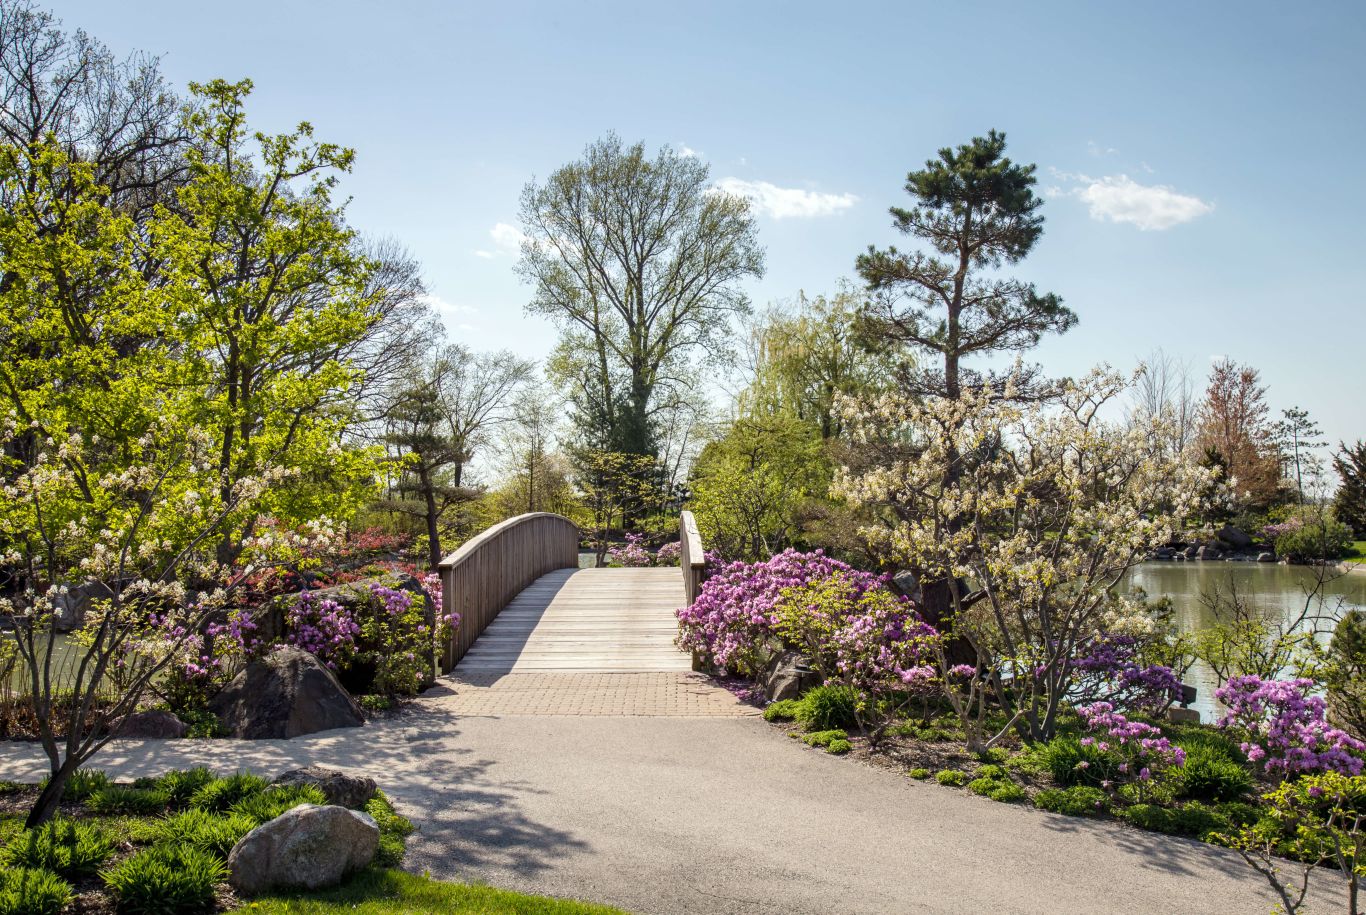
[678,510,706,606]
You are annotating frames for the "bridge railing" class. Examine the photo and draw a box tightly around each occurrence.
[437,512,580,672]
[679,510,706,606]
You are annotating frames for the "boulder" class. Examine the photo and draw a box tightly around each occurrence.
[110,709,186,739]
[1196,544,1220,561]
[1167,706,1201,725]
[891,570,922,603]
[1183,545,1198,559]
[272,767,375,809]
[763,650,820,702]
[1216,525,1253,550]
[208,647,365,739]
[228,803,378,896]
[1257,552,1276,563]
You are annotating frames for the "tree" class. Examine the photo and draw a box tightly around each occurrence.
[382,345,532,567]
[499,382,568,516]
[1275,406,1326,504]
[163,79,388,566]
[834,370,1209,746]
[576,451,666,566]
[1334,441,1366,538]
[517,134,764,457]
[1128,348,1197,458]
[1195,359,1283,511]
[740,287,897,440]
[689,415,828,560]
[852,130,1075,633]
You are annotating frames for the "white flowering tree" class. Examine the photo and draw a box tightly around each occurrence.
[834,369,1210,747]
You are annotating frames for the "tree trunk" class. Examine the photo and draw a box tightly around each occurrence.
[26,757,78,828]
[420,468,441,570]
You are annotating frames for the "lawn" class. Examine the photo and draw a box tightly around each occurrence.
[1345,540,1366,564]
[241,868,626,914]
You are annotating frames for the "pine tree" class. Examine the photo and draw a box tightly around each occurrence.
[1333,440,1366,538]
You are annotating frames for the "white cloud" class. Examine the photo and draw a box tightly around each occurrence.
[679,144,702,159]
[1051,170,1213,231]
[418,294,478,328]
[1087,140,1119,157]
[711,177,858,219]
[473,221,526,258]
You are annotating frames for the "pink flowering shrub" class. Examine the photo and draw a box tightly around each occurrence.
[676,549,870,674]
[285,591,361,669]
[607,533,654,567]
[1078,701,1186,800]
[655,541,682,566]
[156,609,262,712]
[1216,676,1366,776]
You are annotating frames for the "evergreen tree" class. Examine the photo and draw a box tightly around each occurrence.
[1334,440,1366,538]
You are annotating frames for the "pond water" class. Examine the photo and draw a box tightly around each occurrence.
[1122,563,1366,721]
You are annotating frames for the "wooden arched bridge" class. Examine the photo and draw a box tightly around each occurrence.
[435,512,707,675]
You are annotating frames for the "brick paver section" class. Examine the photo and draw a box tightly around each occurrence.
[437,671,759,717]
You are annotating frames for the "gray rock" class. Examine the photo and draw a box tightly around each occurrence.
[891,570,922,603]
[228,803,378,896]
[273,767,376,809]
[1216,525,1253,549]
[1196,544,1220,560]
[764,650,820,702]
[208,647,364,740]
[1183,545,1198,559]
[50,581,114,631]
[1167,706,1201,725]
[110,709,186,739]
[1257,552,1276,563]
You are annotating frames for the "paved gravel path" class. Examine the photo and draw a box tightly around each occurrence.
[0,675,1346,915]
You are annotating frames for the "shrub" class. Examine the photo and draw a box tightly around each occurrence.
[762,699,802,722]
[366,791,413,868]
[229,784,327,825]
[0,867,72,915]
[1034,786,1109,816]
[155,768,215,808]
[1116,801,1225,838]
[177,709,227,739]
[978,747,1010,764]
[826,739,853,755]
[1,818,115,878]
[101,845,226,914]
[1039,737,1122,787]
[935,769,969,787]
[975,764,1008,780]
[1217,676,1366,775]
[796,685,858,732]
[150,809,255,861]
[1274,515,1352,562]
[1166,743,1253,802]
[87,785,171,816]
[908,768,931,779]
[189,773,268,812]
[801,729,848,748]
[40,768,108,801]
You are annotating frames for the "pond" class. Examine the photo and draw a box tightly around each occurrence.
[1123,563,1366,722]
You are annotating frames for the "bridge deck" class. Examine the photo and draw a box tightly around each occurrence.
[452,567,693,674]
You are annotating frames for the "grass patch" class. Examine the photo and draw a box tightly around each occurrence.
[0,817,115,879]
[366,792,414,868]
[101,843,227,914]
[1345,541,1366,564]
[0,866,72,915]
[241,867,628,914]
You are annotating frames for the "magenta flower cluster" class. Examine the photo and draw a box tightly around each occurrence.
[1215,676,1366,776]
[1072,634,1182,716]
[1078,701,1186,785]
[828,589,938,696]
[285,591,362,669]
[676,549,884,672]
[607,533,654,567]
[654,541,682,566]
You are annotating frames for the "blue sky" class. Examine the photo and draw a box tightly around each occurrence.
[61,0,1366,453]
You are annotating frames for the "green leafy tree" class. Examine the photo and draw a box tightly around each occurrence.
[1334,440,1366,538]
[689,415,828,560]
[517,134,764,457]
[577,451,666,566]
[852,130,1075,633]
[741,288,897,441]
[163,79,387,565]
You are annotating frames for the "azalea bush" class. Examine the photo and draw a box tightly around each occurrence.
[606,533,654,567]
[676,549,868,674]
[1071,632,1185,717]
[1077,702,1187,802]
[1216,676,1366,777]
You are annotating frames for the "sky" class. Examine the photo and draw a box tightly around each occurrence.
[54,0,1366,457]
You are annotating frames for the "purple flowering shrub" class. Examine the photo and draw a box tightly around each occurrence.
[156,609,261,713]
[1072,633,1183,716]
[676,549,870,674]
[607,533,654,568]
[285,591,361,669]
[655,541,682,566]
[1216,676,1366,776]
[1077,702,1187,800]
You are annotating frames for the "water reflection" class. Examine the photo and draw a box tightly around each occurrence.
[1123,563,1366,721]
